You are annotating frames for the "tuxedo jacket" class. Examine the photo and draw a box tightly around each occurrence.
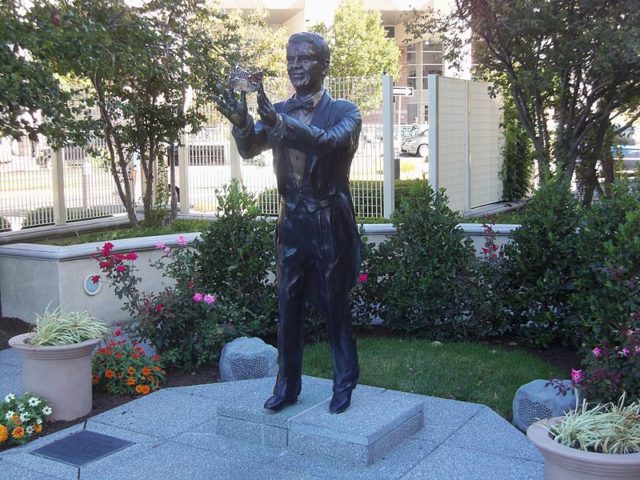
[232,90,362,288]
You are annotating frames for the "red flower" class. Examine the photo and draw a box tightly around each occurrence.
[113,253,125,263]
[91,275,101,284]
[124,252,138,261]
[358,273,368,284]
[114,328,122,336]
[116,265,126,273]
[99,261,111,269]
[155,304,164,313]
[101,242,114,255]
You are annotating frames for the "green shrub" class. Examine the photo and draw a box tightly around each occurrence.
[368,180,477,337]
[501,179,581,346]
[193,180,277,338]
[570,180,640,347]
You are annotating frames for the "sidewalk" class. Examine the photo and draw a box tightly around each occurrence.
[0,348,544,480]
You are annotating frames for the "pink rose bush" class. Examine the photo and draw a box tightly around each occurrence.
[572,313,640,405]
[93,237,240,370]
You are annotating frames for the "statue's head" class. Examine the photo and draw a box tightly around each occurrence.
[286,32,330,97]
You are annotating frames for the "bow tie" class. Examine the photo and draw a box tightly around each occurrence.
[284,97,315,114]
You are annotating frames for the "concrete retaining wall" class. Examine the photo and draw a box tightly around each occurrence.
[0,225,518,325]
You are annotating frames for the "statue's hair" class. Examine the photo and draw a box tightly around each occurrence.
[288,32,331,65]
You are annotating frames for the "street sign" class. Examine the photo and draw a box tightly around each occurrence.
[393,86,414,97]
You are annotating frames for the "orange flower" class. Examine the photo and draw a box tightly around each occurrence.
[12,426,25,439]
[34,423,43,433]
[127,377,136,386]
[127,367,135,375]
[141,367,151,377]
[153,366,161,372]
[0,424,8,442]
[92,374,100,385]
[135,385,151,395]
[105,369,115,379]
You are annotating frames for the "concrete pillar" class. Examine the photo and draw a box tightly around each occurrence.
[52,148,66,225]
[382,74,395,219]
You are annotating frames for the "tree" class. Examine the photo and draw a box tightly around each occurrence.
[28,0,235,225]
[0,0,90,145]
[405,1,640,200]
[310,0,400,112]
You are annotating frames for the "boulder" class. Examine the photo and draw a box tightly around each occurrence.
[512,379,578,432]
[219,337,278,382]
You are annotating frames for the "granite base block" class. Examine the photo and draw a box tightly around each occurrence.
[216,415,288,447]
[215,379,425,466]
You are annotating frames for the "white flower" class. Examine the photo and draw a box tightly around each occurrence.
[28,397,41,407]
[26,426,34,435]
[42,406,52,416]
[36,418,43,425]
[4,393,15,403]
[17,403,25,412]
[19,412,30,422]
[5,410,15,420]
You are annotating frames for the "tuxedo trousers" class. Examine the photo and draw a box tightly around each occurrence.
[273,199,360,399]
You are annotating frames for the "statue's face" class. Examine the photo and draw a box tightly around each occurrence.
[286,40,327,97]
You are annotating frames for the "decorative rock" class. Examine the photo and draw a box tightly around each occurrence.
[219,337,278,382]
[512,379,577,432]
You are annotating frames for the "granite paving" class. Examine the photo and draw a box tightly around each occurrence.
[0,348,544,479]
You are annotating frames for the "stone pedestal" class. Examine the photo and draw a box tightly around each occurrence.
[215,376,425,466]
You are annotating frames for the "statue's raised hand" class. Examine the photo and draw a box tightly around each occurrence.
[213,85,248,128]
[257,83,277,127]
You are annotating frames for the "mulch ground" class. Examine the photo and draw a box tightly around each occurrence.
[1,316,581,452]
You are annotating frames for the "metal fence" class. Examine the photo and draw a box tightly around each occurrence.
[0,75,401,232]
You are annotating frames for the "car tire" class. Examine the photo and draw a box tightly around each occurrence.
[418,144,428,158]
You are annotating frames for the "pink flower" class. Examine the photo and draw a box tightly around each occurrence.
[116,264,126,273]
[177,235,188,246]
[99,261,111,269]
[163,247,171,255]
[204,294,216,304]
[91,275,101,284]
[193,292,204,303]
[571,369,584,384]
[124,252,138,261]
[114,329,122,337]
[101,242,114,255]
[155,242,166,250]
[592,347,602,357]
[635,346,640,354]
[358,273,368,284]
[621,348,631,357]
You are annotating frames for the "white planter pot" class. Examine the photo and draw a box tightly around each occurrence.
[9,333,102,421]
[527,417,640,480]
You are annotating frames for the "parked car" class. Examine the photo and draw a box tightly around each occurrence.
[401,128,429,158]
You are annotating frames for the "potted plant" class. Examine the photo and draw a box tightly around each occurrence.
[527,394,640,480]
[9,305,110,421]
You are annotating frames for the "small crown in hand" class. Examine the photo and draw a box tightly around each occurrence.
[228,65,264,93]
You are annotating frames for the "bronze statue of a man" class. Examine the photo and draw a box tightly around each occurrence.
[215,32,361,414]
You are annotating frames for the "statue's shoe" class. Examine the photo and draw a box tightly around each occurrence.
[263,394,297,412]
[329,389,353,414]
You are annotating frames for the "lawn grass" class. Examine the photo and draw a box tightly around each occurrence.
[302,337,562,419]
